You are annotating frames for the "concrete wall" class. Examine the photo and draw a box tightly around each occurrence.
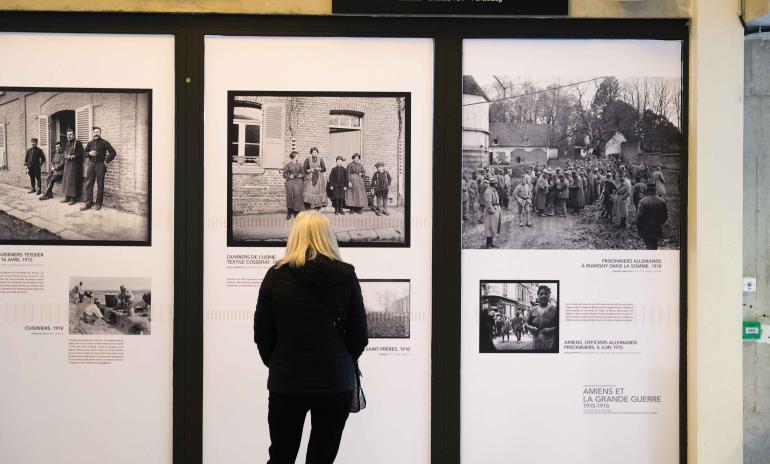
[743,32,770,464]
[689,0,744,463]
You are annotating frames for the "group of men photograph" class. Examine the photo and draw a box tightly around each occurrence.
[462,156,671,250]
[24,127,117,211]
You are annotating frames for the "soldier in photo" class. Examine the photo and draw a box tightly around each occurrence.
[482,177,501,248]
[81,126,117,211]
[371,162,392,216]
[282,151,305,219]
[636,182,669,250]
[302,147,327,210]
[345,153,367,215]
[24,137,45,194]
[328,155,349,215]
[39,141,64,200]
[61,128,84,205]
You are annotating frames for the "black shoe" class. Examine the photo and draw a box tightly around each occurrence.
[28,189,36,193]
[39,194,52,200]
[80,204,92,211]
[94,204,102,211]
[68,199,77,205]
[375,211,381,216]
[36,189,41,195]
[382,210,390,216]
[60,197,70,203]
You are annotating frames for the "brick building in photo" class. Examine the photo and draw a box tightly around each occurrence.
[229,94,407,215]
[0,90,150,215]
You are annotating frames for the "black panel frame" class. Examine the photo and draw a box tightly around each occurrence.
[0,12,689,464]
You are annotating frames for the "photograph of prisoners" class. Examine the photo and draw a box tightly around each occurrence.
[0,88,151,244]
[228,92,409,247]
[480,281,559,354]
[462,40,682,250]
[360,279,410,339]
[69,277,151,335]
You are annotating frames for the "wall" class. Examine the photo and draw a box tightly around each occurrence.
[0,1,751,463]
[743,32,770,464]
[689,0,744,463]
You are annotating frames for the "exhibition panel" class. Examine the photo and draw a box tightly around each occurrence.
[460,37,685,464]
[201,35,434,464]
[0,32,175,464]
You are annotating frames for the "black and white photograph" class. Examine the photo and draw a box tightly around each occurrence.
[462,40,682,250]
[0,88,151,245]
[360,279,410,339]
[69,277,151,335]
[227,92,410,247]
[479,280,559,353]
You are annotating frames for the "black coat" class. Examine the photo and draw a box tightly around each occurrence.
[254,255,368,393]
[636,191,668,240]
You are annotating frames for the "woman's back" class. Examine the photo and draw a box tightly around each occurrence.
[255,255,368,394]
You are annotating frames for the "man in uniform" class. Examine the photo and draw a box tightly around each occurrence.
[482,177,501,249]
[24,138,46,194]
[81,127,117,211]
[636,182,669,250]
[39,141,64,200]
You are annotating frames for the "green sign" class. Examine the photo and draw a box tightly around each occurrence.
[743,321,762,340]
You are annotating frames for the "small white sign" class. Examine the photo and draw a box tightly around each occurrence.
[744,277,757,292]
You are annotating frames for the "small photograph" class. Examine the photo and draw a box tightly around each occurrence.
[228,92,410,247]
[0,87,151,245]
[69,277,151,335]
[360,279,410,339]
[479,280,559,353]
[462,40,682,250]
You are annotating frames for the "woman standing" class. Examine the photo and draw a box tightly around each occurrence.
[254,210,368,464]
[283,151,305,219]
[303,147,328,210]
[345,153,368,214]
[524,285,558,351]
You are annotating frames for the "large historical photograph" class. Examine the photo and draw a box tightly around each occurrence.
[69,277,151,335]
[227,92,409,247]
[0,88,151,244]
[360,279,410,339]
[479,280,559,353]
[462,40,682,250]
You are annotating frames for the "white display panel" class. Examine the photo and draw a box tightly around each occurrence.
[203,36,433,464]
[0,33,175,464]
[461,39,682,464]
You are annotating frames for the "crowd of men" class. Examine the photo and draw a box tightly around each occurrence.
[462,157,670,250]
[24,126,117,211]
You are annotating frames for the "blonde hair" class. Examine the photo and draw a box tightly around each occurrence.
[276,210,341,268]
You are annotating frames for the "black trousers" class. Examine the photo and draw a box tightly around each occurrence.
[267,391,352,464]
[28,167,42,191]
[643,237,659,250]
[44,171,62,196]
[84,161,107,206]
